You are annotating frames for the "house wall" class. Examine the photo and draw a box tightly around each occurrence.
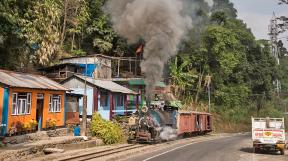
[62,78,131,120]
[66,95,80,125]
[1,87,9,135]
[77,88,94,116]
[61,57,112,79]
[113,94,125,115]
[7,88,66,130]
[62,77,96,116]
[98,91,110,120]
[61,57,111,67]
[66,96,79,112]
[0,86,3,126]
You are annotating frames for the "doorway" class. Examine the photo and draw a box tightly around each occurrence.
[36,94,44,130]
[207,115,211,130]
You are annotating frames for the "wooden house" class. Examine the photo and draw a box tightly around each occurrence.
[39,63,85,82]
[0,69,69,136]
[60,55,112,79]
[39,55,112,82]
[61,75,137,120]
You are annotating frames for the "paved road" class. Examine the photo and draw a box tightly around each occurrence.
[124,134,287,161]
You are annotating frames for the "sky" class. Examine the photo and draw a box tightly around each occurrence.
[230,0,288,48]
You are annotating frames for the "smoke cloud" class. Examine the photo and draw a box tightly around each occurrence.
[105,0,192,100]
[204,0,214,7]
[160,126,178,141]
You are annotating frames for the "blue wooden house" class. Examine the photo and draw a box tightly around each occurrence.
[61,75,137,120]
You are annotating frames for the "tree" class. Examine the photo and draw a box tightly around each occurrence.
[22,0,62,65]
[81,0,116,54]
[212,0,237,18]
[278,0,288,34]
[0,0,63,67]
[60,0,89,55]
[170,4,281,122]
[169,56,198,103]
[278,40,288,58]
[0,0,123,69]
[211,11,227,25]
[279,0,288,4]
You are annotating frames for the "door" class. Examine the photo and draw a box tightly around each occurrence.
[207,115,211,130]
[36,94,44,130]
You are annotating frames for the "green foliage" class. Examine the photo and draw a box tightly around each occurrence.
[211,11,227,25]
[170,1,284,127]
[0,0,286,127]
[90,113,123,144]
[257,102,283,118]
[216,105,250,123]
[0,0,62,67]
[0,0,123,70]
[169,56,198,99]
[212,0,237,18]
[71,49,86,56]
[202,25,243,76]
[215,85,250,107]
[83,0,117,53]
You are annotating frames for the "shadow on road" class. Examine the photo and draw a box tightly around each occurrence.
[239,147,281,156]
[239,147,254,153]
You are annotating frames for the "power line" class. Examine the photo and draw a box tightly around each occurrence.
[278,36,288,40]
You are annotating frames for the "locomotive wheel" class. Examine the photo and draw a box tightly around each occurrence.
[128,139,137,144]
[280,149,285,155]
[254,147,260,153]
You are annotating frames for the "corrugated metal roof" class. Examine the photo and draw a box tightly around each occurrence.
[0,69,69,91]
[75,75,137,94]
[112,78,166,87]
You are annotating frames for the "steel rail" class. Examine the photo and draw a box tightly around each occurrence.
[57,144,146,161]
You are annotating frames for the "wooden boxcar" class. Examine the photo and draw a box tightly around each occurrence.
[177,111,212,135]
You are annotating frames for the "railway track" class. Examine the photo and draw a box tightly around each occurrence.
[55,135,216,161]
[57,144,146,161]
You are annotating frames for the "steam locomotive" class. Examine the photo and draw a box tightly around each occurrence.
[127,96,212,144]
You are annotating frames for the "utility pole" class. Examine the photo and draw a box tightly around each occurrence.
[205,75,212,113]
[82,59,88,136]
[269,12,281,95]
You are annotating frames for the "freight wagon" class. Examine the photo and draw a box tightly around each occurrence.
[177,111,212,136]
[127,103,212,143]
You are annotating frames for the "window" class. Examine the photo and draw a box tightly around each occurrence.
[100,94,108,107]
[12,93,31,115]
[12,93,17,115]
[49,95,61,112]
[117,95,124,106]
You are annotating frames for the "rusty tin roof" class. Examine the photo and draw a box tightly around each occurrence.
[0,69,69,91]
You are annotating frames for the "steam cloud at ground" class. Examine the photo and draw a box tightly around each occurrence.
[105,0,192,100]
[160,126,178,141]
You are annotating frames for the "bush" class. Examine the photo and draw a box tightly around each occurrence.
[90,113,123,144]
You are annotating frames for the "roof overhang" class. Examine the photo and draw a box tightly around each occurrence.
[62,75,138,95]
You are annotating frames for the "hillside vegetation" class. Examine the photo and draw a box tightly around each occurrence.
[1,0,288,131]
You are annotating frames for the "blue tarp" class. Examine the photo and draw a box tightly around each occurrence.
[78,64,97,77]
